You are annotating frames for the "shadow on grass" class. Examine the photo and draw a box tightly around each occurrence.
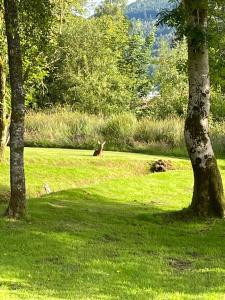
[0,188,225,299]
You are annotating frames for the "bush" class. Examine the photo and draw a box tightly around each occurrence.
[25,108,103,149]
[135,118,184,148]
[211,90,225,122]
[210,121,225,154]
[101,113,137,149]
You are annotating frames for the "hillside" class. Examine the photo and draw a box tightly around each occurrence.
[126,0,170,21]
[126,0,173,42]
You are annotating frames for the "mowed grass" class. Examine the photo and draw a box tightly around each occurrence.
[1,148,225,299]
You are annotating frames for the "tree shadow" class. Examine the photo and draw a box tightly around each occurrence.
[0,187,225,299]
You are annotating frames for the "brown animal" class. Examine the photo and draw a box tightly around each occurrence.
[93,141,106,156]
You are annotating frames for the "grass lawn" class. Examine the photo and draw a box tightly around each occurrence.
[1,148,225,299]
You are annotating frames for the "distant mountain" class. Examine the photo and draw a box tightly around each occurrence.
[125,0,173,44]
[126,0,169,21]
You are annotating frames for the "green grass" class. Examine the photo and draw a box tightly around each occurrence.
[1,148,225,299]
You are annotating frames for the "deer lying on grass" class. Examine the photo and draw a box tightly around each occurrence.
[93,141,106,156]
[43,183,52,194]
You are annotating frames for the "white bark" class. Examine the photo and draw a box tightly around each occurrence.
[184,0,225,217]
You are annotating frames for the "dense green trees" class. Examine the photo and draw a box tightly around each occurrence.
[142,39,188,118]
[1,0,222,123]
[1,0,224,122]
[157,0,225,121]
[38,6,154,114]
[44,14,132,114]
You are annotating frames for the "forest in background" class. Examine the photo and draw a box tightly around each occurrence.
[1,0,225,155]
[20,0,225,118]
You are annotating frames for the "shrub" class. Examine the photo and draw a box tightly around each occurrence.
[135,118,184,148]
[211,90,225,122]
[101,113,137,149]
[25,109,103,149]
[210,121,225,155]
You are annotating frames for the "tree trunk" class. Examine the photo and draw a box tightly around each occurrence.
[0,57,8,161]
[4,0,26,218]
[184,0,225,217]
[59,0,65,35]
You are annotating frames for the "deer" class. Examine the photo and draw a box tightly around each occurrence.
[93,141,106,156]
[43,183,52,194]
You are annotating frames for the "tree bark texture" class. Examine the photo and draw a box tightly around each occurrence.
[0,57,9,161]
[184,0,225,217]
[4,0,26,217]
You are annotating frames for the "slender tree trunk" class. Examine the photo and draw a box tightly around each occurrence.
[59,0,65,35]
[184,0,225,217]
[0,57,8,161]
[4,0,26,218]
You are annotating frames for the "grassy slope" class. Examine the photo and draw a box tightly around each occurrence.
[1,148,225,299]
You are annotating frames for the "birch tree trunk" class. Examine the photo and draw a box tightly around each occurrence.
[4,0,26,218]
[184,0,225,217]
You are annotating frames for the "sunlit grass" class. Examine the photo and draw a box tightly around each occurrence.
[0,148,225,299]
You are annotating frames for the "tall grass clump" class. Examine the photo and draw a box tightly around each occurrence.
[25,108,225,156]
[135,118,184,147]
[210,121,225,155]
[25,108,104,149]
[101,113,137,150]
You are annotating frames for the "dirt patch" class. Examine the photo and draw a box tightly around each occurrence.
[186,251,201,258]
[168,257,192,271]
[101,234,120,242]
[150,160,173,173]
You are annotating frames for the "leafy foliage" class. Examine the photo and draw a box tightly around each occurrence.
[126,0,174,47]
[136,38,188,119]
[39,7,154,114]
[2,0,224,122]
